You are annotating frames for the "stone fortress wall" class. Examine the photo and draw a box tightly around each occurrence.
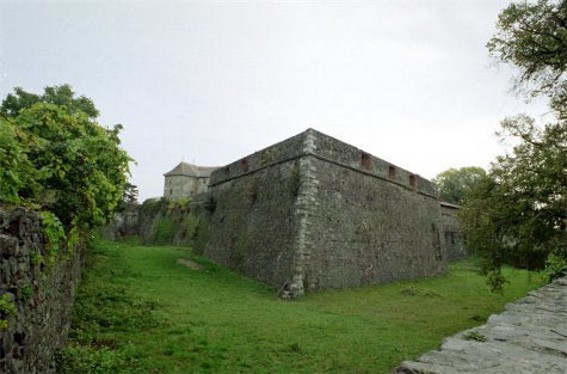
[204,129,448,297]
[0,207,85,373]
[440,202,467,261]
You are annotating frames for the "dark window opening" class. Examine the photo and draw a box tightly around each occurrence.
[241,158,249,172]
[388,166,396,180]
[409,174,417,189]
[360,152,372,170]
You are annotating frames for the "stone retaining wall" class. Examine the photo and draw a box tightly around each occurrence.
[440,202,467,262]
[394,277,567,373]
[0,206,85,373]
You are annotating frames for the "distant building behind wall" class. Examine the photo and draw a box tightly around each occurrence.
[163,162,218,200]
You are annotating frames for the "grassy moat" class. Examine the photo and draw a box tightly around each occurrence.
[57,240,542,373]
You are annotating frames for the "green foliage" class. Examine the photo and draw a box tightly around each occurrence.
[138,198,166,218]
[138,197,210,252]
[0,294,17,316]
[40,211,66,267]
[153,216,177,244]
[460,1,567,290]
[487,0,567,116]
[432,166,486,205]
[56,345,137,374]
[0,120,39,204]
[60,241,541,373]
[57,241,161,373]
[67,225,82,252]
[185,214,200,239]
[21,285,33,301]
[400,287,441,297]
[459,116,567,290]
[31,251,44,266]
[0,293,17,331]
[166,197,191,212]
[116,182,139,212]
[542,251,567,283]
[194,215,210,253]
[1,84,99,119]
[0,85,132,231]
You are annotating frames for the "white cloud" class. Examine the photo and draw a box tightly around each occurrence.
[1,1,549,200]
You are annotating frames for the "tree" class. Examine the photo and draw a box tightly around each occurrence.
[1,84,99,119]
[487,0,567,116]
[460,0,567,289]
[459,115,567,288]
[116,182,139,212]
[0,85,131,231]
[432,167,486,205]
[123,182,139,205]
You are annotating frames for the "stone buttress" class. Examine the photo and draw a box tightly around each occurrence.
[203,129,447,298]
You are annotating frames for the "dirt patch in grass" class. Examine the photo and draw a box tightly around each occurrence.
[176,258,203,270]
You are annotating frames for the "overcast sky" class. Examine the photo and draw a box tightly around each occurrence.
[1,1,551,201]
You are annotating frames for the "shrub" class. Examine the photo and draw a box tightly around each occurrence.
[542,251,567,284]
[0,85,132,232]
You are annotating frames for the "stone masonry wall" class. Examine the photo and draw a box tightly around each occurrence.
[164,175,210,200]
[204,159,302,290]
[299,130,446,291]
[205,129,448,297]
[99,205,139,241]
[440,203,467,262]
[304,156,446,290]
[204,130,307,291]
[0,206,85,373]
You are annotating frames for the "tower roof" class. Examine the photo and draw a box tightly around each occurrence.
[164,162,218,178]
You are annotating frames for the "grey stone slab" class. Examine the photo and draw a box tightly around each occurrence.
[393,278,567,374]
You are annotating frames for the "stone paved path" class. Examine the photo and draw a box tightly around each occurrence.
[394,277,567,374]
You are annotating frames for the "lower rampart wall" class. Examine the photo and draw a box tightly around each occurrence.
[202,129,449,296]
[303,156,446,291]
[0,206,85,374]
[440,204,467,261]
[204,160,301,290]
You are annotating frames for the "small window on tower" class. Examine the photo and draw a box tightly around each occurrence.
[241,158,249,172]
[360,152,372,170]
[409,175,417,189]
[388,166,396,180]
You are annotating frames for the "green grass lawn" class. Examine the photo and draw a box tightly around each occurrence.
[57,240,542,373]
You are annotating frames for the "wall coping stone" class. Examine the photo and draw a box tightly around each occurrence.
[210,128,438,198]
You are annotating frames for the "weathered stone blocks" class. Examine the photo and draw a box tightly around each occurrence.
[393,277,567,373]
[0,206,85,373]
[204,129,448,297]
